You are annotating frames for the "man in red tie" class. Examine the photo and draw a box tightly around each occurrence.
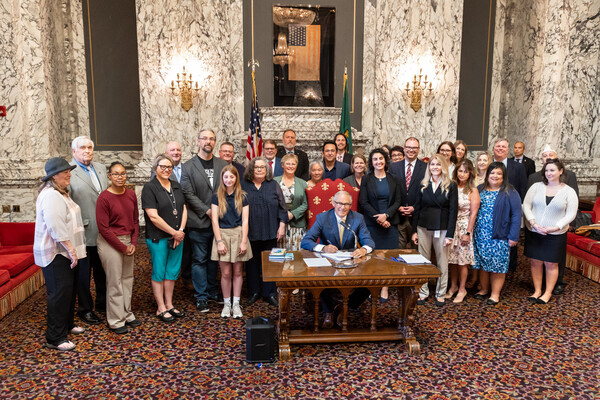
[263,139,283,177]
[389,137,427,248]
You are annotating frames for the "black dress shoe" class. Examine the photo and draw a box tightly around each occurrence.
[125,319,142,327]
[536,297,549,304]
[79,311,101,325]
[248,293,261,305]
[264,295,279,307]
[486,299,499,306]
[322,313,334,329]
[526,296,539,303]
[111,325,128,334]
[473,293,489,301]
[552,284,566,295]
[416,297,427,306]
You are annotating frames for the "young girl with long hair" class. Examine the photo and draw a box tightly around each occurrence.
[211,165,252,318]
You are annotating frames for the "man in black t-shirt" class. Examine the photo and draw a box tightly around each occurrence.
[181,129,228,312]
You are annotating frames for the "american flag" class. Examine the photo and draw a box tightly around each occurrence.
[246,69,262,164]
[289,24,320,81]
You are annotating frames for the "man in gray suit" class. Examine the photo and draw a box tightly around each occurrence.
[181,129,227,312]
[69,136,108,325]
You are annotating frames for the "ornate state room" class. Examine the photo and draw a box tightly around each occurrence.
[0,0,599,398]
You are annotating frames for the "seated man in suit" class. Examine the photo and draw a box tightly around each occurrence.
[322,141,351,181]
[301,191,375,328]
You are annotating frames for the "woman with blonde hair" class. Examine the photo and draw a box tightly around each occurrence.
[474,151,492,186]
[411,154,458,307]
[274,153,308,251]
[211,165,251,318]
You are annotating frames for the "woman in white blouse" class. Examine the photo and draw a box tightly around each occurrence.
[522,158,578,304]
[34,158,87,351]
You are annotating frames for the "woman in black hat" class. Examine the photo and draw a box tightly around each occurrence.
[33,157,88,351]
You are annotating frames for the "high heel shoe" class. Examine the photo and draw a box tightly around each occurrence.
[445,290,457,299]
[473,292,489,301]
[526,295,540,303]
[536,297,550,304]
[453,291,467,303]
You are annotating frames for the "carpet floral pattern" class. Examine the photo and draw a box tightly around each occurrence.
[1,245,599,399]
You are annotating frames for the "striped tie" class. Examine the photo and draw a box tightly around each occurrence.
[406,163,412,189]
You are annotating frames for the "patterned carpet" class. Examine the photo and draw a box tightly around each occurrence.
[1,245,599,399]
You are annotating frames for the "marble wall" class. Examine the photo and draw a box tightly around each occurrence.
[368,0,465,158]
[134,0,245,174]
[490,0,600,196]
[1,0,598,222]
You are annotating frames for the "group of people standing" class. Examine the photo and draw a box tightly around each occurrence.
[33,129,579,350]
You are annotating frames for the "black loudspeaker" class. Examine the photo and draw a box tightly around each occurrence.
[246,317,277,363]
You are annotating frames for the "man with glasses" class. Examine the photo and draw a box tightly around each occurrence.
[262,139,283,176]
[68,136,108,325]
[389,137,427,248]
[301,191,375,328]
[181,129,227,312]
[218,141,245,177]
[276,129,310,180]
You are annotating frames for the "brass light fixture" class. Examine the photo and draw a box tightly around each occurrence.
[273,32,293,67]
[405,69,433,112]
[170,65,200,112]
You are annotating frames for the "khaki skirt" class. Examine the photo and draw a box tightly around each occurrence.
[211,225,253,263]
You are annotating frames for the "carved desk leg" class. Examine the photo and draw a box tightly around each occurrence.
[278,288,291,361]
[310,288,323,333]
[368,287,379,331]
[339,288,353,332]
[398,286,421,355]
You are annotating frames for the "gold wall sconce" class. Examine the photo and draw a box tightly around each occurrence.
[405,69,433,112]
[170,65,200,112]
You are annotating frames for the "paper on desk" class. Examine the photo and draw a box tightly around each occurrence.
[399,254,432,264]
[304,258,332,267]
[321,251,354,262]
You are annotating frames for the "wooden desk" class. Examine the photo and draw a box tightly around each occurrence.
[262,249,441,361]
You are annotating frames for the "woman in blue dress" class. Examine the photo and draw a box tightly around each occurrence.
[473,162,522,305]
[359,148,403,302]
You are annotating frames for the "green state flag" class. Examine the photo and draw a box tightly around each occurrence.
[339,72,352,153]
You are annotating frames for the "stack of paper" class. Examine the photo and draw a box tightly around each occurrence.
[397,254,432,264]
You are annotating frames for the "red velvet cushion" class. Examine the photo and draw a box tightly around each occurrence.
[305,179,359,229]
[0,253,34,277]
[567,232,578,246]
[0,245,34,255]
[0,222,35,246]
[0,269,9,286]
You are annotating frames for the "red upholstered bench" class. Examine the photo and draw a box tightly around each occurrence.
[566,197,600,283]
[0,222,44,320]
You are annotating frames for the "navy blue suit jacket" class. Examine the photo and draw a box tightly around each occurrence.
[389,159,428,207]
[301,209,375,251]
[267,158,283,177]
[504,158,528,200]
[322,161,351,181]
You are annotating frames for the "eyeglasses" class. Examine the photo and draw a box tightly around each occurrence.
[254,165,266,170]
[158,165,173,171]
[404,146,419,150]
[334,201,352,207]
[264,147,276,151]
[110,172,127,177]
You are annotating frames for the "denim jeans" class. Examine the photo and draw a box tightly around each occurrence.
[189,228,219,302]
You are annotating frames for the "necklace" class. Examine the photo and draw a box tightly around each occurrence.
[162,184,178,216]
